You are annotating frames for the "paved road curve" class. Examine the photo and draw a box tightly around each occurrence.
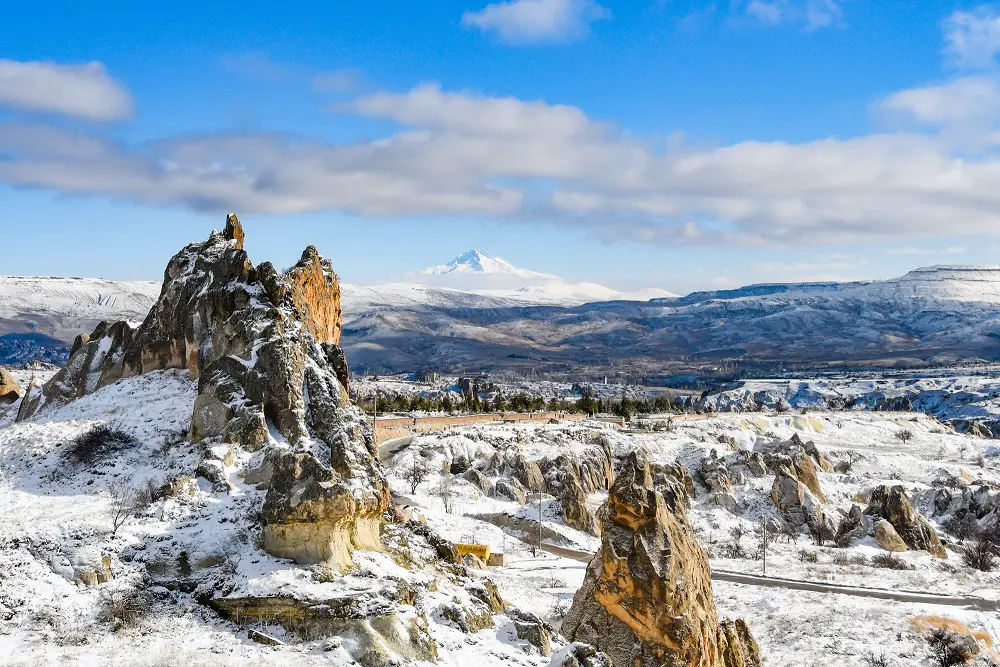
[534,542,1000,612]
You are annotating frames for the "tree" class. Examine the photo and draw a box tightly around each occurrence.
[403,458,429,494]
[845,450,864,468]
[442,393,454,414]
[107,477,136,540]
[896,430,913,445]
[437,475,454,514]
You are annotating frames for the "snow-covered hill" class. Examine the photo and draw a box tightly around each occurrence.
[0,277,161,364]
[6,264,1000,374]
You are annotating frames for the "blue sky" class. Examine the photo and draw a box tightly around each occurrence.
[2,0,1000,293]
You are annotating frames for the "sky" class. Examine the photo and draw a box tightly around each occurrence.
[3,0,1000,293]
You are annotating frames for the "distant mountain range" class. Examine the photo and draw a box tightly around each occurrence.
[3,259,1000,377]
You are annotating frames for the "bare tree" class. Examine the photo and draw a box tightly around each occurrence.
[107,477,136,540]
[845,450,864,468]
[403,458,429,494]
[895,430,913,445]
[438,475,455,514]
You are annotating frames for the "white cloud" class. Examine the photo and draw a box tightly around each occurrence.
[461,0,610,44]
[743,0,844,30]
[7,80,1000,248]
[0,59,132,121]
[944,5,1000,69]
[878,75,1000,126]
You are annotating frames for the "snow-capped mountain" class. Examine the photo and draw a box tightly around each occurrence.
[410,249,677,305]
[421,248,556,280]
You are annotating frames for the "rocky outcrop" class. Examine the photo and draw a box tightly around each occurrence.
[17,320,134,420]
[20,215,388,570]
[492,478,527,504]
[835,504,872,547]
[284,245,343,346]
[865,485,946,558]
[0,369,22,404]
[874,519,908,552]
[560,469,599,536]
[562,451,761,667]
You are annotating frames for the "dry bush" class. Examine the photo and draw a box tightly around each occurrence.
[961,539,998,572]
[871,553,911,570]
[863,653,894,667]
[133,477,160,510]
[65,425,137,465]
[911,616,993,648]
[99,581,153,629]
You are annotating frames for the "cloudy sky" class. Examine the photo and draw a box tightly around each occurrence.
[3,0,1000,293]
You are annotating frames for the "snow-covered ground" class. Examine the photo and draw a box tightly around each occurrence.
[380,411,1000,666]
[4,368,1000,666]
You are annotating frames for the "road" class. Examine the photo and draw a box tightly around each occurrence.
[532,542,1000,612]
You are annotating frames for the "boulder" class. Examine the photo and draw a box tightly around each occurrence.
[463,553,487,570]
[700,450,732,493]
[464,468,493,495]
[873,519,908,552]
[560,469,599,536]
[562,451,761,667]
[0,369,21,404]
[510,454,545,493]
[865,485,947,558]
[262,449,389,569]
[746,453,767,477]
[515,619,552,656]
[771,465,805,512]
[550,643,612,667]
[835,504,872,547]
[492,478,528,505]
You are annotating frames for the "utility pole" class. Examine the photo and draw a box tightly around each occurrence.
[537,490,542,558]
[761,518,767,577]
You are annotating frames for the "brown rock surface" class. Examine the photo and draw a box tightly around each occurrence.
[562,451,761,667]
[284,245,343,345]
[874,519,909,552]
[0,369,22,404]
[865,485,946,558]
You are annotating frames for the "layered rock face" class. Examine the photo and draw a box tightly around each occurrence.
[865,485,946,558]
[0,369,22,404]
[18,214,388,569]
[562,451,761,667]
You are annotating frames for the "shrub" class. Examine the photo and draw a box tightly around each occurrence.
[99,581,153,629]
[720,541,747,559]
[944,513,980,541]
[65,425,137,465]
[133,477,160,510]
[863,652,894,667]
[797,549,819,563]
[961,538,998,572]
[871,553,911,570]
[926,628,971,666]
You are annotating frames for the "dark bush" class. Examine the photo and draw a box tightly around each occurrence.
[99,582,153,629]
[927,628,971,666]
[961,538,998,572]
[864,652,894,667]
[944,513,980,541]
[65,425,137,465]
[871,553,911,570]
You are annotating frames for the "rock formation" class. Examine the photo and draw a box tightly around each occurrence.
[0,369,22,404]
[18,214,388,570]
[865,485,946,558]
[562,451,761,667]
[284,246,343,345]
